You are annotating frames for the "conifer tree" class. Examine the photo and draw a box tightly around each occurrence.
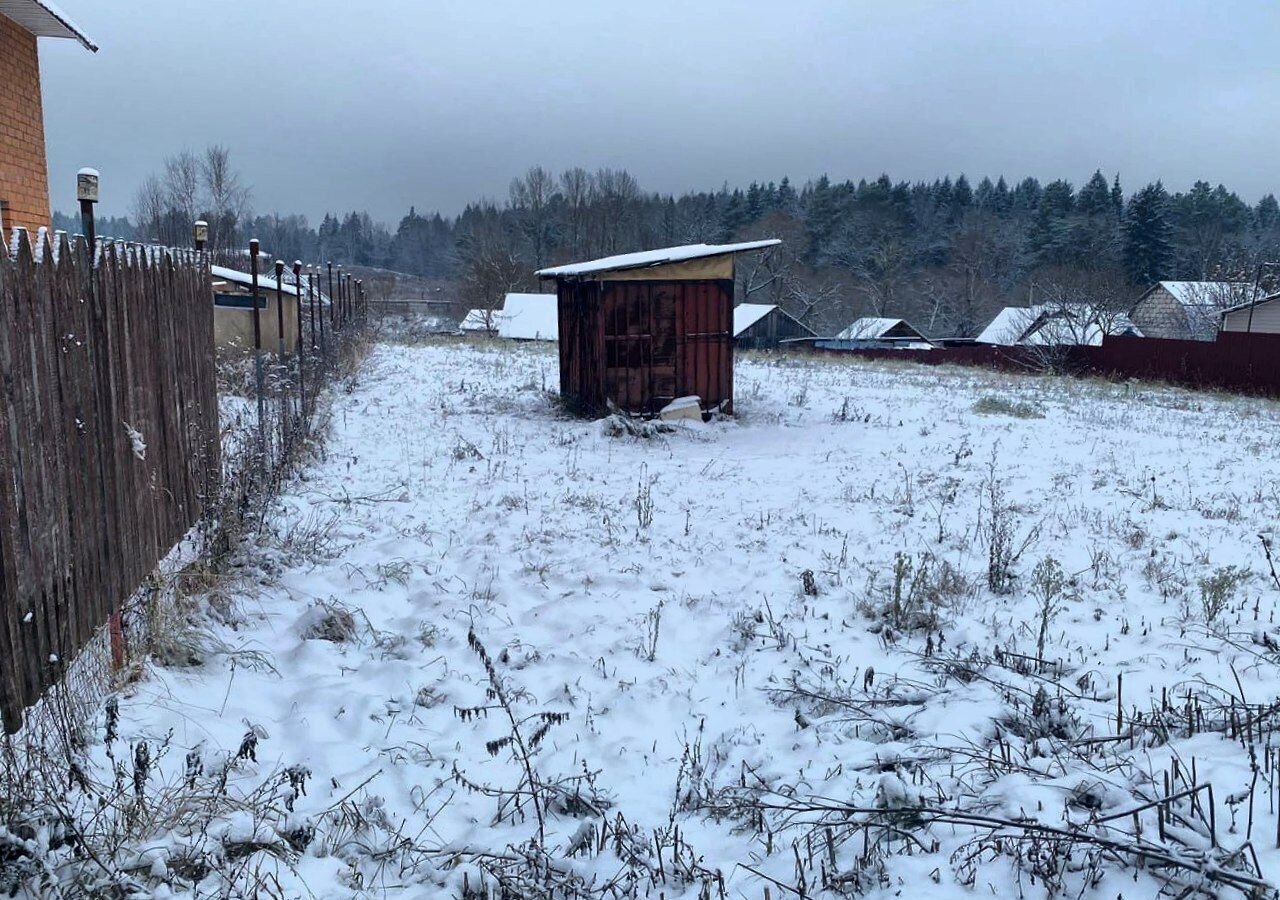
[1123,182,1173,284]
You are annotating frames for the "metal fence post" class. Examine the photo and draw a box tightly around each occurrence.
[273,261,288,453]
[314,269,325,355]
[294,261,305,420]
[327,262,336,334]
[337,266,345,329]
[274,260,287,359]
[249,239,266,460]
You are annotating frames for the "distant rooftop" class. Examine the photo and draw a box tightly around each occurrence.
[732,303,775,336]
[1155,281,1252,306]
[537,240,780,279]
[0,0,97,50]
[497,292,558,341]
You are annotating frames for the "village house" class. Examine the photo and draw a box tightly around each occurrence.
[732,302,814,349]
[824,316,932,349]
[0,0,96,233]
[1128,281,1253,341]
[1220,292,1280,335]
[976,304,1141,346]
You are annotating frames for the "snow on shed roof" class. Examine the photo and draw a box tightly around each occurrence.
[212,265,309,299]
[0,0,97,50]
[733,303,776,336]
[836,317,922,341]
[496,293,558,341]
[536,240,780,279]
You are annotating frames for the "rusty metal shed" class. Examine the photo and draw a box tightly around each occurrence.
[536,240,780,416]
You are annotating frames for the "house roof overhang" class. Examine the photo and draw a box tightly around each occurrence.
[0,0,97,51]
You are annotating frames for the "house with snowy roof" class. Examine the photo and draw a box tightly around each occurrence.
[977,304,1141,347]
[496,292,558,341]
[732,302,814,349]
[1128,281,1254,341]
[828,317,932,349]
[0,1,95,234]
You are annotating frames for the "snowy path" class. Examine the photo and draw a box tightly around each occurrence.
[106,340,1280,898]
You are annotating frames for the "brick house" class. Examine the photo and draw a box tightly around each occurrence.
[0,0,95,234]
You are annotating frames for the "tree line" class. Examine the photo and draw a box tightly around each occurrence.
[61,149,1280,337]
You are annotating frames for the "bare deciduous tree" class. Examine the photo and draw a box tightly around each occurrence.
[131,145,251,250]
[509,166,557,269]
[456,202,526,324]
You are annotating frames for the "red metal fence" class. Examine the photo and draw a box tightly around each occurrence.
[0,231,219,733]
[812,333,1280,399]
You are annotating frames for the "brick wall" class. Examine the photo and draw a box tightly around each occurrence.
[1130,286,1189,340]
[0,13,51,234]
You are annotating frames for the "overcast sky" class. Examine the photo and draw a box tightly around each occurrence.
[38,0,1280,224]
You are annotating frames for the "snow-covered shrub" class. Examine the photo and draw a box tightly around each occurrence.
[298,598,359,643]
[1199,565,1249,625]
[972,395,1044,419]
[1030,556,1070,662]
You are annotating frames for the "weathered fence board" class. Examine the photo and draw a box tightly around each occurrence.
[0,232,219,733]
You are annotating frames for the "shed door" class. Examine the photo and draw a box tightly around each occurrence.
[601,283,678,414]
[675,281,733,412]
[603,284,650,413]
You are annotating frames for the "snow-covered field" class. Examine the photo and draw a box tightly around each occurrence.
[93,339,1280,897]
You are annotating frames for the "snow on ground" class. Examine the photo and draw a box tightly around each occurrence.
[101,339,1280,897]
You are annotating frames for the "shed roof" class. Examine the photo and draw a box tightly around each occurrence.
[497,293,558,341]
[536,240,780,280]
[212,265,310,299]
[0,0,96,50]
[836,317,924,341]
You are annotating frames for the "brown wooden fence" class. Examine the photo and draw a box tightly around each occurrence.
[810,332,1280,399]
[0,230,219,733]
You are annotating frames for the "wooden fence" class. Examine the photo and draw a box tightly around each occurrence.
[0,230,219,733]
[810,332,1280,399]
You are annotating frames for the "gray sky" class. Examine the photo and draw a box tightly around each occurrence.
[39,0,1280,224]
